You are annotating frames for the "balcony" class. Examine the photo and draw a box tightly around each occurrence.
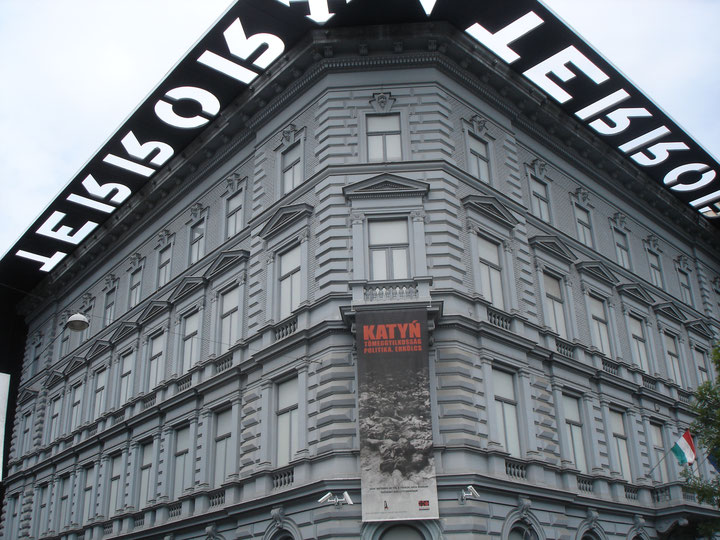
[351,277,432,305]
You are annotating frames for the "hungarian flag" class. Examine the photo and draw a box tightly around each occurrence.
[671,430,697,465]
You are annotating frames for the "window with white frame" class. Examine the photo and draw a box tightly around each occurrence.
[219,286,239,354]
[543,273,567,339]
[367,114,402,162]
[82,467,94,523]
[174,426,191,499]
[628,316,649,372]
[281,143,303,194]
[477,235,504,310]
[493,369,520,457]
[279,246,301,320]
[589,295,611,356]
[93,368,107,419]
[563,395,587,473]
[678,270,693,306]
[694,348,709,385]
[138,442,153,508]
[369,220,409,281]
[610,410,632,482]
[214,409,233,487]
[148,334,165,389]
[226,190,243,238]
[664,333,682,385]
[119,351,134,405]
[104,287,116,326]
[276,377,299,467]
[650,423,668,483]
[467,134,490,183]
[574,206,593,247]
[647,250,663,288]
[158,245,172,288]
[70,384,83,431]
[129,267,142,308]
[181,311,199,373]
[529,177,550,222]
[189,220,206,264]
[37,485,48,536]
[48,395,62,442]
[614,229,631,269]
[108,455,122,516]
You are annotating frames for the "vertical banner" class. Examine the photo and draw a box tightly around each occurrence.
[357,309,438,522]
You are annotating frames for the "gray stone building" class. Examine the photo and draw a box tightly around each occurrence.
[2,3,720,540]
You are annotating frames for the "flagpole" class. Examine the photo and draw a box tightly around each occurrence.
[647,448,672,478]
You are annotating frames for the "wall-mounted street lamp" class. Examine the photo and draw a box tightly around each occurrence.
[65,313,90,332]
[459,485,480,504]
[318,491,354,507]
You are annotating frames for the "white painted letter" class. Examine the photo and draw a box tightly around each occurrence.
[589,107,652,136]
[466,12,543,64]
[36,211,98,245]
[630,141,689,167]
[664,163,716,192]
[575,89,630,120]
[78,174,131,204]
[523,46,609,104]
[15,250,67,272]
[155,86,220,129]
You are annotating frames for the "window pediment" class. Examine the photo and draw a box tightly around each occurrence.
[169,276,207,303]
[18,388,38,404]
[110,322,139,344]
[617,283,655,306]
[576,261,619,286]
[686,319,713,339]
[63,356,86,377]
[653,301,686,323]
[138,301,171,326]
[529,235,576,264]
[204,249,249,280]
[87,340,112,360]
[343,174,429,200]
[259,204,313,240]
[462,195,518,229]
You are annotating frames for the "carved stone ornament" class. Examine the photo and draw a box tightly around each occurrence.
[190,202,206,220]
[529,158,547,180]
[573,187,591,207]
[157,229,172,248]
[611,211,628,230]
[517,497,532,520]
[350,212,365,225]
[370,92,395,113]
[644,234,661,252]
[271,506,285,527]
[282,124,298,144]
[675,254,692,272]
[80,293,94,311]
[469,114,488,136]
[586,508,599,529]
[104,273,117,290]
[128,252,142,270]
[226,172,245,193]
[205,523,224,540]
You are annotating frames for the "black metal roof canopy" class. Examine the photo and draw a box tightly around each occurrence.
[2,0,719,296]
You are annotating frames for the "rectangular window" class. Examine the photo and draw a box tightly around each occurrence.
[8,494,20,539]
[20,412,31,455]
[650,423,668,483]
[181,311,199,373]
[37,485,48,536]
[678,270,693,306]
[174,427,191,499]
[190,220,205,264]
[614,229,631,269]
[694,348,709,385]
[129,268,142,308]
[49,396,62,441]
[139,442,153,508]
[214,409,233,487]
[665,333,682,385]
[29,343,40,378]
[543,273,566,339]
[563,395,587,473]
[158,245,172,287]
[468,134,490,183]
[589,296,611,356]
[530,177,550,222]
[276,377,299,467]
[119,351,134,405]
[226,190,243,238]
[220,287,239,354]
[648,251,663,288]
[279,246,301,320]
[82,468,93,523]
[477,235,504,310]
[93,369,107,419]
[574,206,593,247]
[60,330,70,358]
[81,305,92,342]
[70,385,83,431]
[148,334,164,389]
[629,316,649,372]
[104,287,116,326]
[493,369,520,457]
[610,411,632,482]
[281,143,303,193]
[367,114,401,162]
[58,476,70,529]
[369,220,409,281]
[108,455,122,516]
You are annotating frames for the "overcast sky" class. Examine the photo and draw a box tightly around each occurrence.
[0,0,718,259]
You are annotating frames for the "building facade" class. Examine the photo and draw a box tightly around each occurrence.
[2,12,720,540]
